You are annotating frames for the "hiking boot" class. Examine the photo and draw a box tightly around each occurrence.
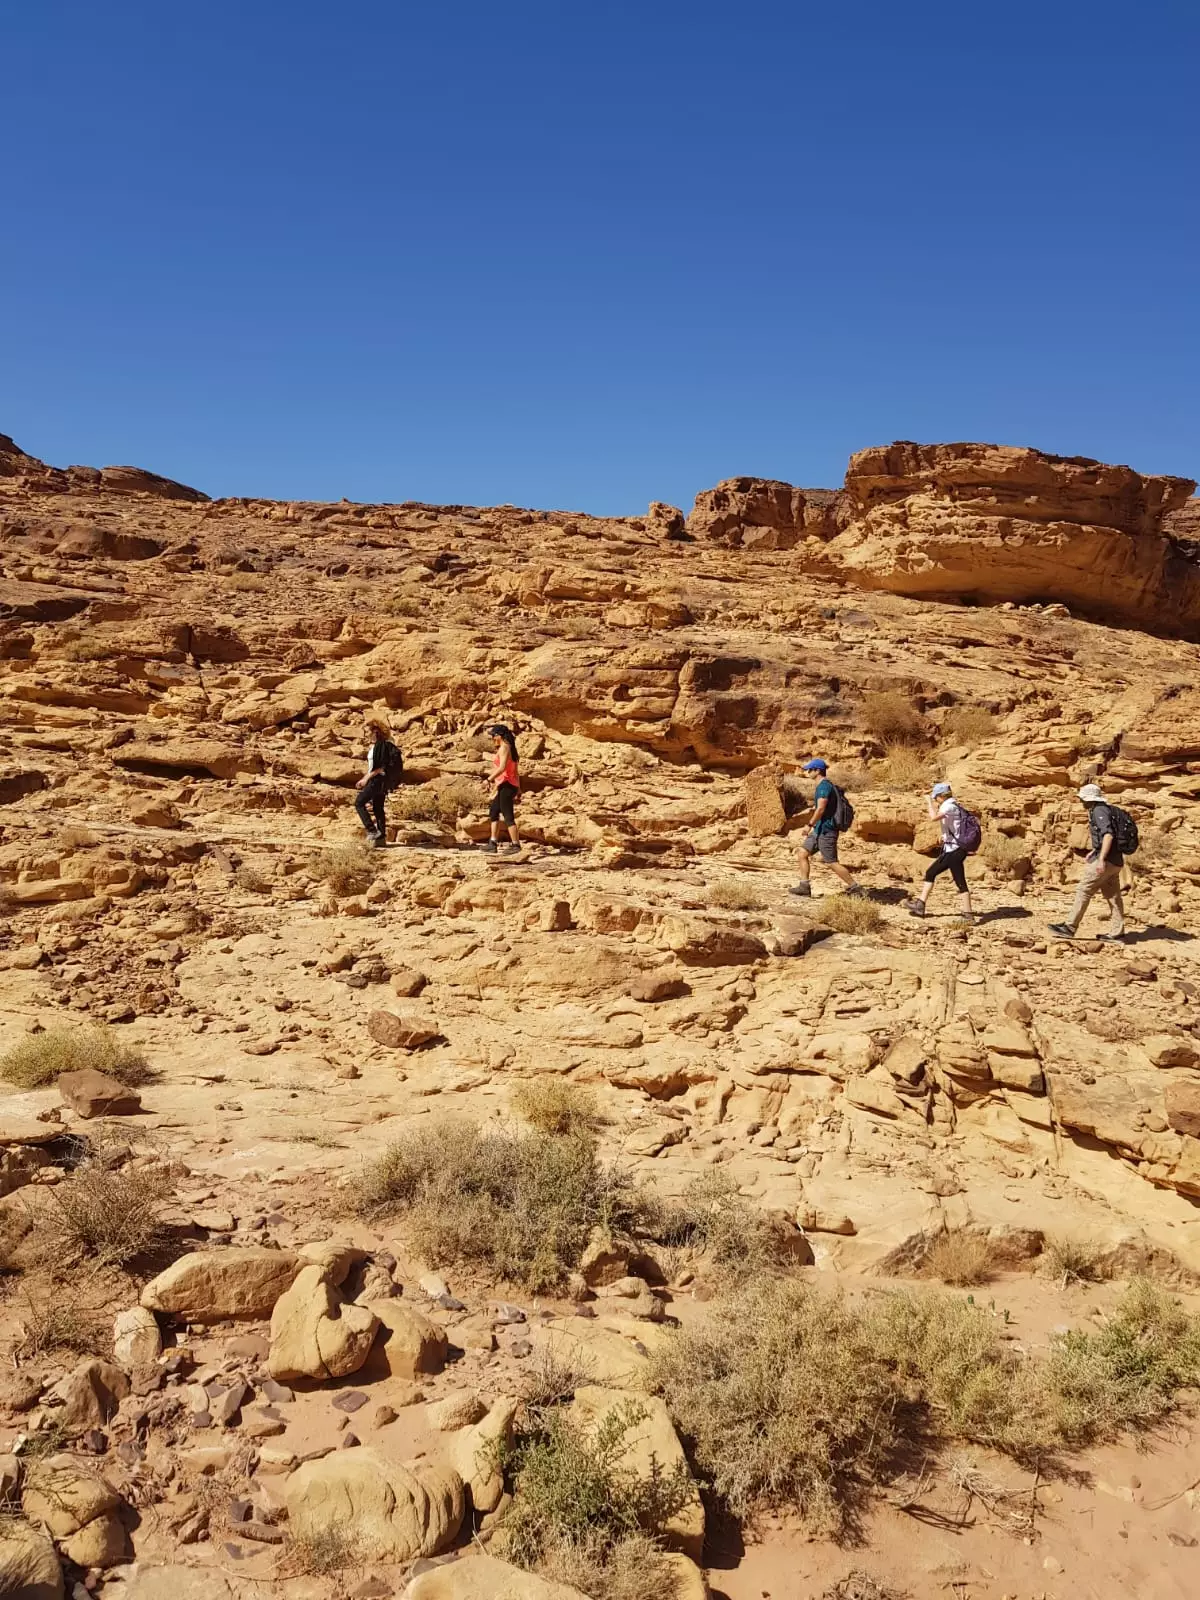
[788,882,812,897]
[1097,932,1126,943]
[500,842,522,856]
[480,840,498,854]
[845,885,867,899]
[903,899,925,917]
[371,833,387,849]
[1048,922,1075,938]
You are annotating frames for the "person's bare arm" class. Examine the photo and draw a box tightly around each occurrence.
[1098,829,1114,865]
[927,796,939,820]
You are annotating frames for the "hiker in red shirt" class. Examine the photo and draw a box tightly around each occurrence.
[483,724,521,855]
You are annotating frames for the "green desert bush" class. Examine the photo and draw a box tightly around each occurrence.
[496,1400,691,1600]
[352,1117,647,1293]
[816,895,884,936]
[1,1024,153,1090]
[654,1170,792,1285]
[650,1277,1200,1536]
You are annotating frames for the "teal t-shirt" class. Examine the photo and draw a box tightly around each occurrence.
[813,777,838,834]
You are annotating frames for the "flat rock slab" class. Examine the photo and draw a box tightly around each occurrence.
[58,1069,141,1118]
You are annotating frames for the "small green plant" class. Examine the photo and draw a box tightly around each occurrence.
[496,1400,692,1600]
[705,880,767,912]
[512,1078,602,1137]
[816,895,884,936]
[921,1230,998,1287]
[940,706,998,747]
[862,691,927,746]
[1,1025,153,1090]
[312,842,377,896]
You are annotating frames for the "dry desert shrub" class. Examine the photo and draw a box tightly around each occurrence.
[225,571,268,591]
[816,895,884,936]
[980,832,1029,875]
[12,1289,106,1359]
[1042,1235,1110,1287]
[232,863,271,893]
[921,1229,998,1287]
[391,776,482,825]
[279,1526,362,1578]
[351,1117,648,1293]
[823,1576,909,1600]
[46,1162,171,1268]
[496,1399,692,1600]
[867,745,931,791]
[705,879,767,912]
[650,1277,1200,1536]
[862,691,927,747]
[940,706,998,747]
[0,1024,153,1090]
[312,841,377,896]
[654,1169,792,1286]
[512,1078,603,1137]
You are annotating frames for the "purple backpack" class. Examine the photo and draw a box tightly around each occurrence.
[953,804,982,853]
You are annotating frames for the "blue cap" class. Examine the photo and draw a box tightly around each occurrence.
[802,758,827,773]
[931,782,952,798]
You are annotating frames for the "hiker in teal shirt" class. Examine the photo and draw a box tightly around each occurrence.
[789,758,862,898]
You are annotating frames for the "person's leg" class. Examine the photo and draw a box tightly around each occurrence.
[355,782,380,838]
[909,852,949,914]
[1066,864,1103,933]
[500,785,520,851]
[822,831,856,890]
[948,850,973,918]
[484,792,501,850]
[791,835,816,895]
[1100,867,1125,937]
[369,782,387,844]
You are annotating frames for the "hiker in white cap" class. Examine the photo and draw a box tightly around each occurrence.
[1048,783,1134,942]
[904,781,981,922]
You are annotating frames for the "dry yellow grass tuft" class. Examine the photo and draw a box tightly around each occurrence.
[312,842,378,896]
[868,745,931,791]
[863,691,927,746]
[816,895,884,935]
[921,1230,997,1287]
[980,832,1029,875]
[47,1162,171,1267]
[0,1025,153,1091]
[705,879,767,912]
[512,1078,603,1137]
[391,776,482,825]
[1042,1236,1109,1287]
[940,706,998,747]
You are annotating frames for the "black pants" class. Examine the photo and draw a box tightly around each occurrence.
[355,774,387,837]
[925,846,969,892]
[489,782,518,827]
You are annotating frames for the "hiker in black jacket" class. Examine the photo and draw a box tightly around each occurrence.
[1049,783,1126,942]
[355,716,393,847]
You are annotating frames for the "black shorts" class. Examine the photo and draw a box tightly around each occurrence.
[489,781,518,826]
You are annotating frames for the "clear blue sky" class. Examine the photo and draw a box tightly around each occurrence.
[3,1,1197,513]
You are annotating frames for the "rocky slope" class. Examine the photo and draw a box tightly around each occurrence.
[2,431,1200,1599]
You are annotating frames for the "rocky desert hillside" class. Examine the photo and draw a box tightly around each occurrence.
[2,429,1200,1600]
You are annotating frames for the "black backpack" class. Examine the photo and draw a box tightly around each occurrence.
[1107,805,1139,856]
[831,784,855,832]
[379,740,405,792]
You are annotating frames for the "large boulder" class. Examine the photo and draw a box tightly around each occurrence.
[23,1459,126,1564]
[824,442,1200,640]
[140,1248,301,1321]
[113,1306,162,1369]
[444,1396,518,1513]
[687,477,841,548]
[363,1300,448,1380]
[57,1069,141,1118]
[402,1554,589,1599]
[49,1359,130,1430]
[568,1386,705,1561]
[268,1264,380,1381]
[285,1451,464,1562]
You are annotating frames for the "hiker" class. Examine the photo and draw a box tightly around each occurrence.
[1049,784,1129,942]
[790,758,859,897]
[483,723,521,855]
[905,782,979,922]
[354,715,401,847]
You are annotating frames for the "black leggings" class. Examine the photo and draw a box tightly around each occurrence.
[925,846,969,892]
[489,782,518,827]
[355,773,387,836]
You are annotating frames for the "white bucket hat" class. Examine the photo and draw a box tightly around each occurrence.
[1078,783,1104,803]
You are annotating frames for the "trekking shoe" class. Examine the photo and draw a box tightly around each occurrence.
[845,885,868,899]
[371,832,387,849]
[1048,922,1075,938]
[788,883,812,897]
[903,899,925,917]
[480,840,498,853]
[500,842,522,856]
[1097,932,1126,943]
